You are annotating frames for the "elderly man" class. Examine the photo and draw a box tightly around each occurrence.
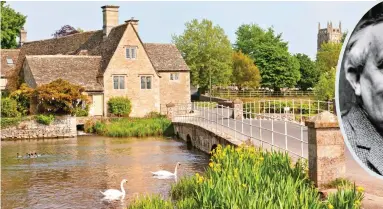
[342,14,383,176]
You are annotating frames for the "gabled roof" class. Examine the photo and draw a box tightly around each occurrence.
[25,55,103,91]
[144,43,190,72]
[1,49,20,77]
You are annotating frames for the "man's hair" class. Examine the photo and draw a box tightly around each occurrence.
[344,5,383,75]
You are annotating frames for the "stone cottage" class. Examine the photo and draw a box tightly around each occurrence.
[1,5,191,117]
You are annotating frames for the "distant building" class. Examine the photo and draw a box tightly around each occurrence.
[317,21,342,51]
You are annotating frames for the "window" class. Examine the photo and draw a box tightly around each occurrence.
[126,46,137,59]
[170,73,179,81]
[113,76,125,89]
[6,57,13,65]
[140,76,152,89]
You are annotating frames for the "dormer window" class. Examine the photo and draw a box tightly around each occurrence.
[126,46,137,59]
[6,57,13,65]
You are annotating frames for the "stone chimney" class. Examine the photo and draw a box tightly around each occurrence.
[101,5,119,39]
[125,17,139,33]
[19,27,27,47]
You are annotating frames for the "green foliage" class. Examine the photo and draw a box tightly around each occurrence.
[128,195,173,209]
[326,184,364,209]
[234,24,301,90]
[144,111,164,118]
[129,145,363,208]
[194,102,217,108]
[74,105,89,117]
[35,79,88,115]
[1,117,21,129]
[314,69,336,101]
[295,53,319,90]
[1,97,21,117]
[316,42,342,74]
[107,97,132,117]
[232,51,261,90]
[89,117,172,137]
[10,83,34,116]
[1,1,27,49]
[35,114,55,125]
[172,19,233,92]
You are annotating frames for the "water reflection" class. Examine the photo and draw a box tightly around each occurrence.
[1,136,209,209]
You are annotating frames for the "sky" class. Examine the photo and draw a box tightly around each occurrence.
[9,1,378,59]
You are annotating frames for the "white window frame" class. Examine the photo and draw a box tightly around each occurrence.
[113,75,125,90]
[170,73,179,81]
[125,46,138,60]
[6,57,13,65]
[140,76,152,90]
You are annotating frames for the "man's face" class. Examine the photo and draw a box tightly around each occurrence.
[345,22,383,132]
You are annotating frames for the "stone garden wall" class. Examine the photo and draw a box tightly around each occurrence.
[1,116,77,140]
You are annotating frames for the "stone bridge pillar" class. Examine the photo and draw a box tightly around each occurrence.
[233,99,243,120]
[305,111,345,189]
[165,102,175,119]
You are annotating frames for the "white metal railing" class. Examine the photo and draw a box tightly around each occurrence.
[212,89,315,98]
[243,99,334,124]
[164,102,308,160]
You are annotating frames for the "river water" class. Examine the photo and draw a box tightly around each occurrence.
[1,136,210,209]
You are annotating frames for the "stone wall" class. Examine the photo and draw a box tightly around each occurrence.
[159,72,191,105]
[103,24,160,117]
[1,116,77,140]
[173,122,236,154]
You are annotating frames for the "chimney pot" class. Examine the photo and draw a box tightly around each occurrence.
[19,27,27,47]
[125,18,139,32]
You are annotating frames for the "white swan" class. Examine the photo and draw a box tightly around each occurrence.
[100,179,128,200]
[151,162,181,177]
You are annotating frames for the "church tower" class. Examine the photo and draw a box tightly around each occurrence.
[317,21,342,51]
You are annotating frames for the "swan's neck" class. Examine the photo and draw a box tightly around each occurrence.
[120,181,126,195]
[174,164,178,176]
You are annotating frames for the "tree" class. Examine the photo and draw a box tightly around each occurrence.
[232,51,261,90]
[1,1,26,48]
[316,42,342,74]
[314,68,336,101]
[52,25,80,38]
[172,19,233,93]
[295,53,319,90]
[234,24,300,91]
[35,79,88,115]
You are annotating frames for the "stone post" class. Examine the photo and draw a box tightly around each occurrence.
[305,111,345,189]
[166,102,175,119]
[232,99,243,120]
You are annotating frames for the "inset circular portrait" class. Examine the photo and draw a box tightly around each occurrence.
[337,1,383,177]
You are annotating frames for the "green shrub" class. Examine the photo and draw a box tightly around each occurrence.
[129,145,364,208]
[1,97,21,117]
[84,119,95,133]
[10,83,34,116]
[36,114,55,125]
[74,105,89,117]
[107,97,132,117]
[91,117,172,137]
[1,117,22,129]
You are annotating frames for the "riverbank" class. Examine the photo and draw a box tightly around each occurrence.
[128,145,364,209]
[85,116,173,137]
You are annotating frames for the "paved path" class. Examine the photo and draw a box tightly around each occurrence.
[174,107,383,197]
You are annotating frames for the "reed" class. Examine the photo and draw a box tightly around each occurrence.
[91,116,172,137]
[128,145,364,209]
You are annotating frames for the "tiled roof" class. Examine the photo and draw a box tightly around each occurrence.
[144,43,190,72]
[1,49,20,77]
[25,55,103,91]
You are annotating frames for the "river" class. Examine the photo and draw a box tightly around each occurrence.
[1,136,210,209]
